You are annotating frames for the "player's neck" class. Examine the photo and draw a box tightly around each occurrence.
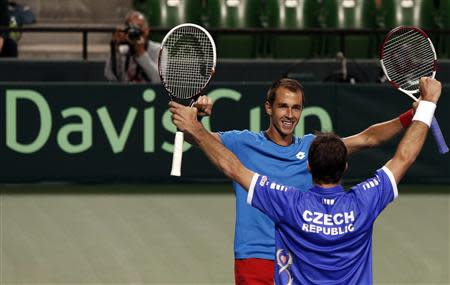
[264,128,294,146]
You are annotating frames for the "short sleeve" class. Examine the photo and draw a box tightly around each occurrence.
[353,166,398,218]
[218,130,248,152]
[247,174,299,224]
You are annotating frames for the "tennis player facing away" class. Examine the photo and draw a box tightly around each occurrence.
[170,77,441,284]
[183,78,416,285]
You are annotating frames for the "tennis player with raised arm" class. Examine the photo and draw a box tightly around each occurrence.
[183,78,415,285]
[170,77,441,284]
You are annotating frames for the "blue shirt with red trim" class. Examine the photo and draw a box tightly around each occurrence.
[219,130,315,260]
[247,167,398,285]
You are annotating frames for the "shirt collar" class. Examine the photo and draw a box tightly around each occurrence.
[310,184,345,195]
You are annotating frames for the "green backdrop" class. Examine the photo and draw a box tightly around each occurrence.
[0,83,449,183]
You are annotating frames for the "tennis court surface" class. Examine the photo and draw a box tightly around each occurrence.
[1,184,448,284]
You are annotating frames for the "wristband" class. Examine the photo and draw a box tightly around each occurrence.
[399,109,414,129]
[412,101,436,127]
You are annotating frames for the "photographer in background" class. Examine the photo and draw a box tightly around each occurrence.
[0,0,18,57]
[104,10,160,83]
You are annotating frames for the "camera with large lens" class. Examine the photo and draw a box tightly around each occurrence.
[124,24,142,42]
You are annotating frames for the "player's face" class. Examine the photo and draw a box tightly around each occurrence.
[266,87,303,139]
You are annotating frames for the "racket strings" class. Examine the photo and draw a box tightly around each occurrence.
[162,28,212,72]
[384,40,433,64]
[389,65,433,83]
[383,33,434,66]
[160,25,215,99]
[383,29,435,91]
[383,29,424,50]
[384,40,433,62]
[388,64,434,91]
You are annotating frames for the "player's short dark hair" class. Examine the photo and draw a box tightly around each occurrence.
[308,132,348,184]
[266,78,305,106]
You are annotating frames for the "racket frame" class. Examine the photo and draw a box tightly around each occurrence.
[158,23,217,176]
[159,23,217,99]
[380,26,448,154]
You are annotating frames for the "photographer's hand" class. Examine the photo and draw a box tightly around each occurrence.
[0,36,4,52]
[112,26,127,43]
[133,36,146,56]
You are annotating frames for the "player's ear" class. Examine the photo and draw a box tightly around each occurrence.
[344,162,348,173]
[265,100,272,115]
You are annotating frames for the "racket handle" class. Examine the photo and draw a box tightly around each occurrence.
[170,131,184,176]
[430,117,449,154]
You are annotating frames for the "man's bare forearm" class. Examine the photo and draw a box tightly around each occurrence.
[344,117,403,155]
[385,120,429,183]
[384,77,440,183]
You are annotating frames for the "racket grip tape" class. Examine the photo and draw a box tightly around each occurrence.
[170,131,184,176]
[430,117,449,154]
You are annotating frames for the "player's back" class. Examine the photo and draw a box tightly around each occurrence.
[281,186,374,284]
[257,167,397,284]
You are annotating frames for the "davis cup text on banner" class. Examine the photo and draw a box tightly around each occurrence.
[3,88,333,154]
[0,83,448,183]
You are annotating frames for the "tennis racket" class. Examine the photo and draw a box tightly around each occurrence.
[380,26,449,154]
[159,23,217,176]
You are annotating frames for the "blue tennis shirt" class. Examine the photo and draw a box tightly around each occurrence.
[248,167,398,285]
[219,130,315,260]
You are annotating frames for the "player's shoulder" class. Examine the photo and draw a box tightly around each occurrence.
[293,133,316,147]
[218,129,260,140]
[349,167,396,194]
[348,167,398,214]
[217,130,262,148]
[254,174,301,194]
[299,133,316,142]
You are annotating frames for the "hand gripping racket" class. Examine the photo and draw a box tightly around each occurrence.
[158,23,217,176]
[380,26,449,154]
